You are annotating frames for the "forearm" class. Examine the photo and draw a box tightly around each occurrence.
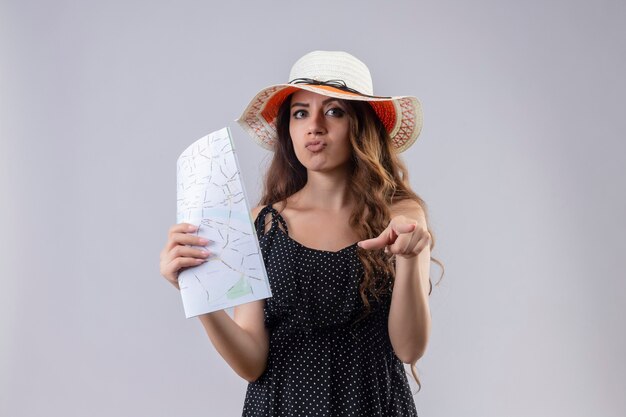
[388,254,431,364]
[197,310,268,382]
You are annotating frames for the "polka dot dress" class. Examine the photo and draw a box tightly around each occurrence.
[242,206,418,417]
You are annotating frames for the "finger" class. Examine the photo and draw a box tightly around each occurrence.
[173,233,211,248]
[162,256,207,283]
[160,242,211,275]
[404,228,422,253]
[170,245,212,260]
[170,256,208,272]
[387,233,414,255]
[164,233,201,253]
[160,247,211,279]
[164,227,211,253]
[160,265,182,289]
[385,220,419,253]
[164,223,196,253]
[415,232,432,253]
[391,222,417,235]
[392,230,429,257]
[358,232,391,250]
[169,222,198,235]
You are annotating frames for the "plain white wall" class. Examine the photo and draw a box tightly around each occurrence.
[1,0,625,416]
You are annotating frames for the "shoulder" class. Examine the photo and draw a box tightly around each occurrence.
[251,205,265,220]
[251,205,270,235]
[251,203,287,234]
[251,200,288,217]
[390,198,426,225]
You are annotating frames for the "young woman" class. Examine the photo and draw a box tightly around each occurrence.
[160,50,443,416]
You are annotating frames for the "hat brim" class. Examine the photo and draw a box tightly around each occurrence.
[236,83,422,153]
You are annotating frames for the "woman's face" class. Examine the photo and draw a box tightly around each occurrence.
[288,89,352,174]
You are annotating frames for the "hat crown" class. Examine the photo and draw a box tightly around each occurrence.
[288,50,374,96]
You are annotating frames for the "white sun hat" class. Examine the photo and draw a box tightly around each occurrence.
[236,50,423,153]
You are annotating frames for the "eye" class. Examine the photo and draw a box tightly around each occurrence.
[292,109,307,119]
[326,107,345,117]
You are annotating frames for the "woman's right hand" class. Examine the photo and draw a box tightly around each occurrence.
[159,223,211,290]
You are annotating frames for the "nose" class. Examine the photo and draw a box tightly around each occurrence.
[307,109,327,136]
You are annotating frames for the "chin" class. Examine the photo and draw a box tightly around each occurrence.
[304,162,350,174]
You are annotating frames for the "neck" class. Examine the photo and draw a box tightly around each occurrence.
[294,168,353,211]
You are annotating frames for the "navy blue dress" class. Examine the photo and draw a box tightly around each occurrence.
[242,205,418,416]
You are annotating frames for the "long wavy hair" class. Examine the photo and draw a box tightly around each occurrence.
[258,93,445,393]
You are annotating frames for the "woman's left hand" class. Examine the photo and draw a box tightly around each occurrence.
[357,215,431,259]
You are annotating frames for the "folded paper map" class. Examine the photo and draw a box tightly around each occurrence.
[176,127,272,318]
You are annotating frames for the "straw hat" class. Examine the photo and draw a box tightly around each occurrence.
[236,50,423,153]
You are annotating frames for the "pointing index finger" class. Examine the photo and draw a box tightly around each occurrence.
[357,234,389,250]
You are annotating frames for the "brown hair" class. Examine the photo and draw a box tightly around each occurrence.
[259,93,445,393]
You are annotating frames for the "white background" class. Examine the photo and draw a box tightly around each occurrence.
[1,0,625,416]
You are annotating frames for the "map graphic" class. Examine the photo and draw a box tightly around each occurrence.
[176,127,271,318]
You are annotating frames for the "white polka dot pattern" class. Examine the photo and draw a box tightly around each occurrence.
[242,206,418,416]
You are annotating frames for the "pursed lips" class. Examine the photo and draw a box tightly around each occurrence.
[305,140,327,152]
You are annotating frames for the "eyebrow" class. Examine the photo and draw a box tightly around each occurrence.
[291,98,341,108]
